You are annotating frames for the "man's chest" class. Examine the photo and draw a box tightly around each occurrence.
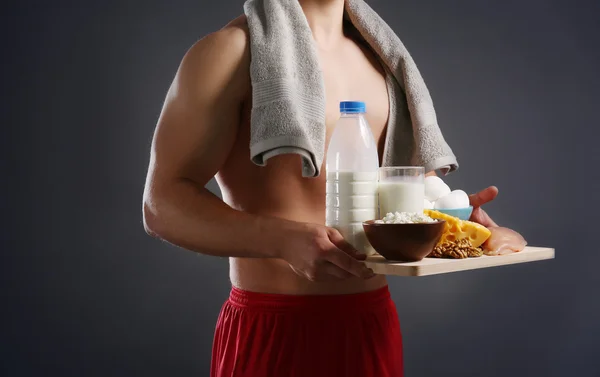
[319,38,390,149]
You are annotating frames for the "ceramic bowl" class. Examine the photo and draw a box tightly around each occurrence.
[362,220,446,262]
[433,206,473,221]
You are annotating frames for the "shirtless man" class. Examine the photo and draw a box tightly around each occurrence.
[142,0,498,375]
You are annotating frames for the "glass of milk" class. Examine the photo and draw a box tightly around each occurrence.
[378,167,425,215]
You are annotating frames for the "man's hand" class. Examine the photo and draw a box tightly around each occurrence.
[468,186,499,228]
[279,223,375,282]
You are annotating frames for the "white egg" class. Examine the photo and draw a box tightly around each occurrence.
[434,189,470,209]
[424,176,451,202]
[451,190,470,207]
[424,198,434,209]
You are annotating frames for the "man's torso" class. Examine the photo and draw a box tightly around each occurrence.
[216,17,390,294]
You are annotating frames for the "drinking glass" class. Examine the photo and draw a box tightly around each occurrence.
[378,166,425,215]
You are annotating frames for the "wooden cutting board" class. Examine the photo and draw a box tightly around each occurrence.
[365,246,555,277]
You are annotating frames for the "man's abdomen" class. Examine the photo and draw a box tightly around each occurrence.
[217,126,387,295]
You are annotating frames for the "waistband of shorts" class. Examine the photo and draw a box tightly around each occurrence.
[228,285,391,312]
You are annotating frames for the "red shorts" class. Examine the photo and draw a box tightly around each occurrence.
[210,285,403,377]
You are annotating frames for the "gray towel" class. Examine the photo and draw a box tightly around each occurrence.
[243,0,459,177]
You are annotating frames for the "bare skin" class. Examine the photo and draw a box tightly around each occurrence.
[142,0,498,295]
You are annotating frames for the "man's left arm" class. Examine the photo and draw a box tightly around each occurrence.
[426,171,499,228]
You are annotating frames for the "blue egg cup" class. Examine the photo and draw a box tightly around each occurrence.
[434,206,473,221]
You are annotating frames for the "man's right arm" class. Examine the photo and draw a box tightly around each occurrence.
[142,24,282,258]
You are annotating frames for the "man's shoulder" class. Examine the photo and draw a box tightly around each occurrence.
[224,14,250,37]
[179,15,250,97]
[208,15,248,51]
[186,15,249,67]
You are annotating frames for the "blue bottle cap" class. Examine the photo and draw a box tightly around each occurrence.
[340,101,366,114]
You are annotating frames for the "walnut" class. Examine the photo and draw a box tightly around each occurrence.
[465,246,484,258]
[428,239,483,259]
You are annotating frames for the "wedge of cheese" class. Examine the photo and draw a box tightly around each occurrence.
[424,209,491,248]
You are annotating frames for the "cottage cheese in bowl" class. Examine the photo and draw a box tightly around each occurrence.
[375,211,437,224]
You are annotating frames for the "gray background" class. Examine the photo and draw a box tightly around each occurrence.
[2,0,599,376]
